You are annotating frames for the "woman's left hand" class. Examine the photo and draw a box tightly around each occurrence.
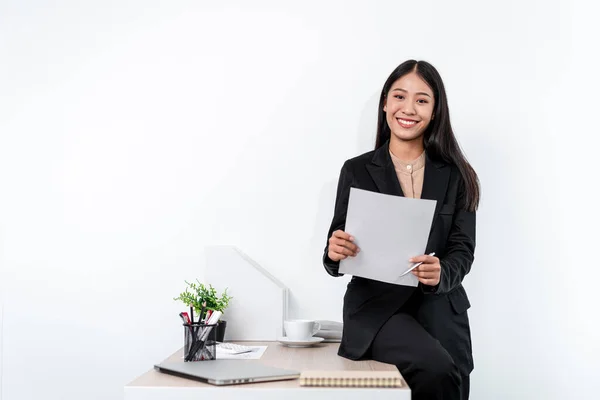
[409,254,441,286]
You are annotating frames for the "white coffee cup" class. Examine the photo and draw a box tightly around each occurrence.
[284,319,321,340]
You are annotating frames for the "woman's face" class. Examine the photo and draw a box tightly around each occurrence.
[384,71,435,144]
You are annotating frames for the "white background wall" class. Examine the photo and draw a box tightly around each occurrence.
[1,1,597,399]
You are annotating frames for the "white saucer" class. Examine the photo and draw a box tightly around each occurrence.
[277,336,325,348]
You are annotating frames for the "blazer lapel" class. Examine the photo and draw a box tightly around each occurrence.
[366,142,403,197]
[421,155,450,220]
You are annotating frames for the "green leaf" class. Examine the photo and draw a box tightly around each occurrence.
[173,279,234,316]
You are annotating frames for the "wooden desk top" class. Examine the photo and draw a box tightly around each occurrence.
[126,342,407,390]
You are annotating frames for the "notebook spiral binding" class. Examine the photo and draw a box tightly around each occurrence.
[299,371,403,388]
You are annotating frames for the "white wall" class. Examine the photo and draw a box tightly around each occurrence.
[1,1,597,399]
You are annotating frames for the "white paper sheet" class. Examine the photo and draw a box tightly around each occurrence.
[339,188,437,286]
[216,345,267,360]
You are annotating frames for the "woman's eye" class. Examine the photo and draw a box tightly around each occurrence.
[394,95,404,100]
[417,99,429,104]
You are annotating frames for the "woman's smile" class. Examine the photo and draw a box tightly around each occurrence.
[396,117,419,128]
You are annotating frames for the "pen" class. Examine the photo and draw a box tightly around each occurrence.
[180,312,197,361]
[199,301,206,324]
[189,304,194,324]
[399,252,436,278]
[179,312,191,325]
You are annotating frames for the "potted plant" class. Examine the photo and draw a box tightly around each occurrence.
[173,279,233,342]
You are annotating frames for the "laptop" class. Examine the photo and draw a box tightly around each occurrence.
[154,360,301,386]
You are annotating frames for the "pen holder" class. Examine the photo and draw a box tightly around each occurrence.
[183,323,217,362]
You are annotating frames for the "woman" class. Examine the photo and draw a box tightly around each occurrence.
[323,60,479,400]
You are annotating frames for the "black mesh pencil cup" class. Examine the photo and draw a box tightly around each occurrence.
[183,323,217,361]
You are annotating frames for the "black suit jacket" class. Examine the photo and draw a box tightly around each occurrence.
[323,141,476,376]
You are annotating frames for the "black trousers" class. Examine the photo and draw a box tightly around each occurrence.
[369,303,470,399]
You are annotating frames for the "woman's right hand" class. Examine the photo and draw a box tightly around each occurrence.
[327,230,359,261]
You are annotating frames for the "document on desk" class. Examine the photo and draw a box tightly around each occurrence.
[339,188,437,286]
[216,346,268,360]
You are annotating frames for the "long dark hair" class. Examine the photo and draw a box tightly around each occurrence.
[375,60,480,211]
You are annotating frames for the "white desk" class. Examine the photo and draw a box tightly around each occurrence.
[125,342,411,400]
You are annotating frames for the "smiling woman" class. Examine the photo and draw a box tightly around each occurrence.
[375,60,479,212]
[323,60,480,400]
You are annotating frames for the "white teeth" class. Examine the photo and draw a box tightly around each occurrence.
[397,118,416,126]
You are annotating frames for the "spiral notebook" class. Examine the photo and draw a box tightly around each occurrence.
[299,370,404,388]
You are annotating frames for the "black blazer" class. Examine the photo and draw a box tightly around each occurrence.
[323,141,476,376]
